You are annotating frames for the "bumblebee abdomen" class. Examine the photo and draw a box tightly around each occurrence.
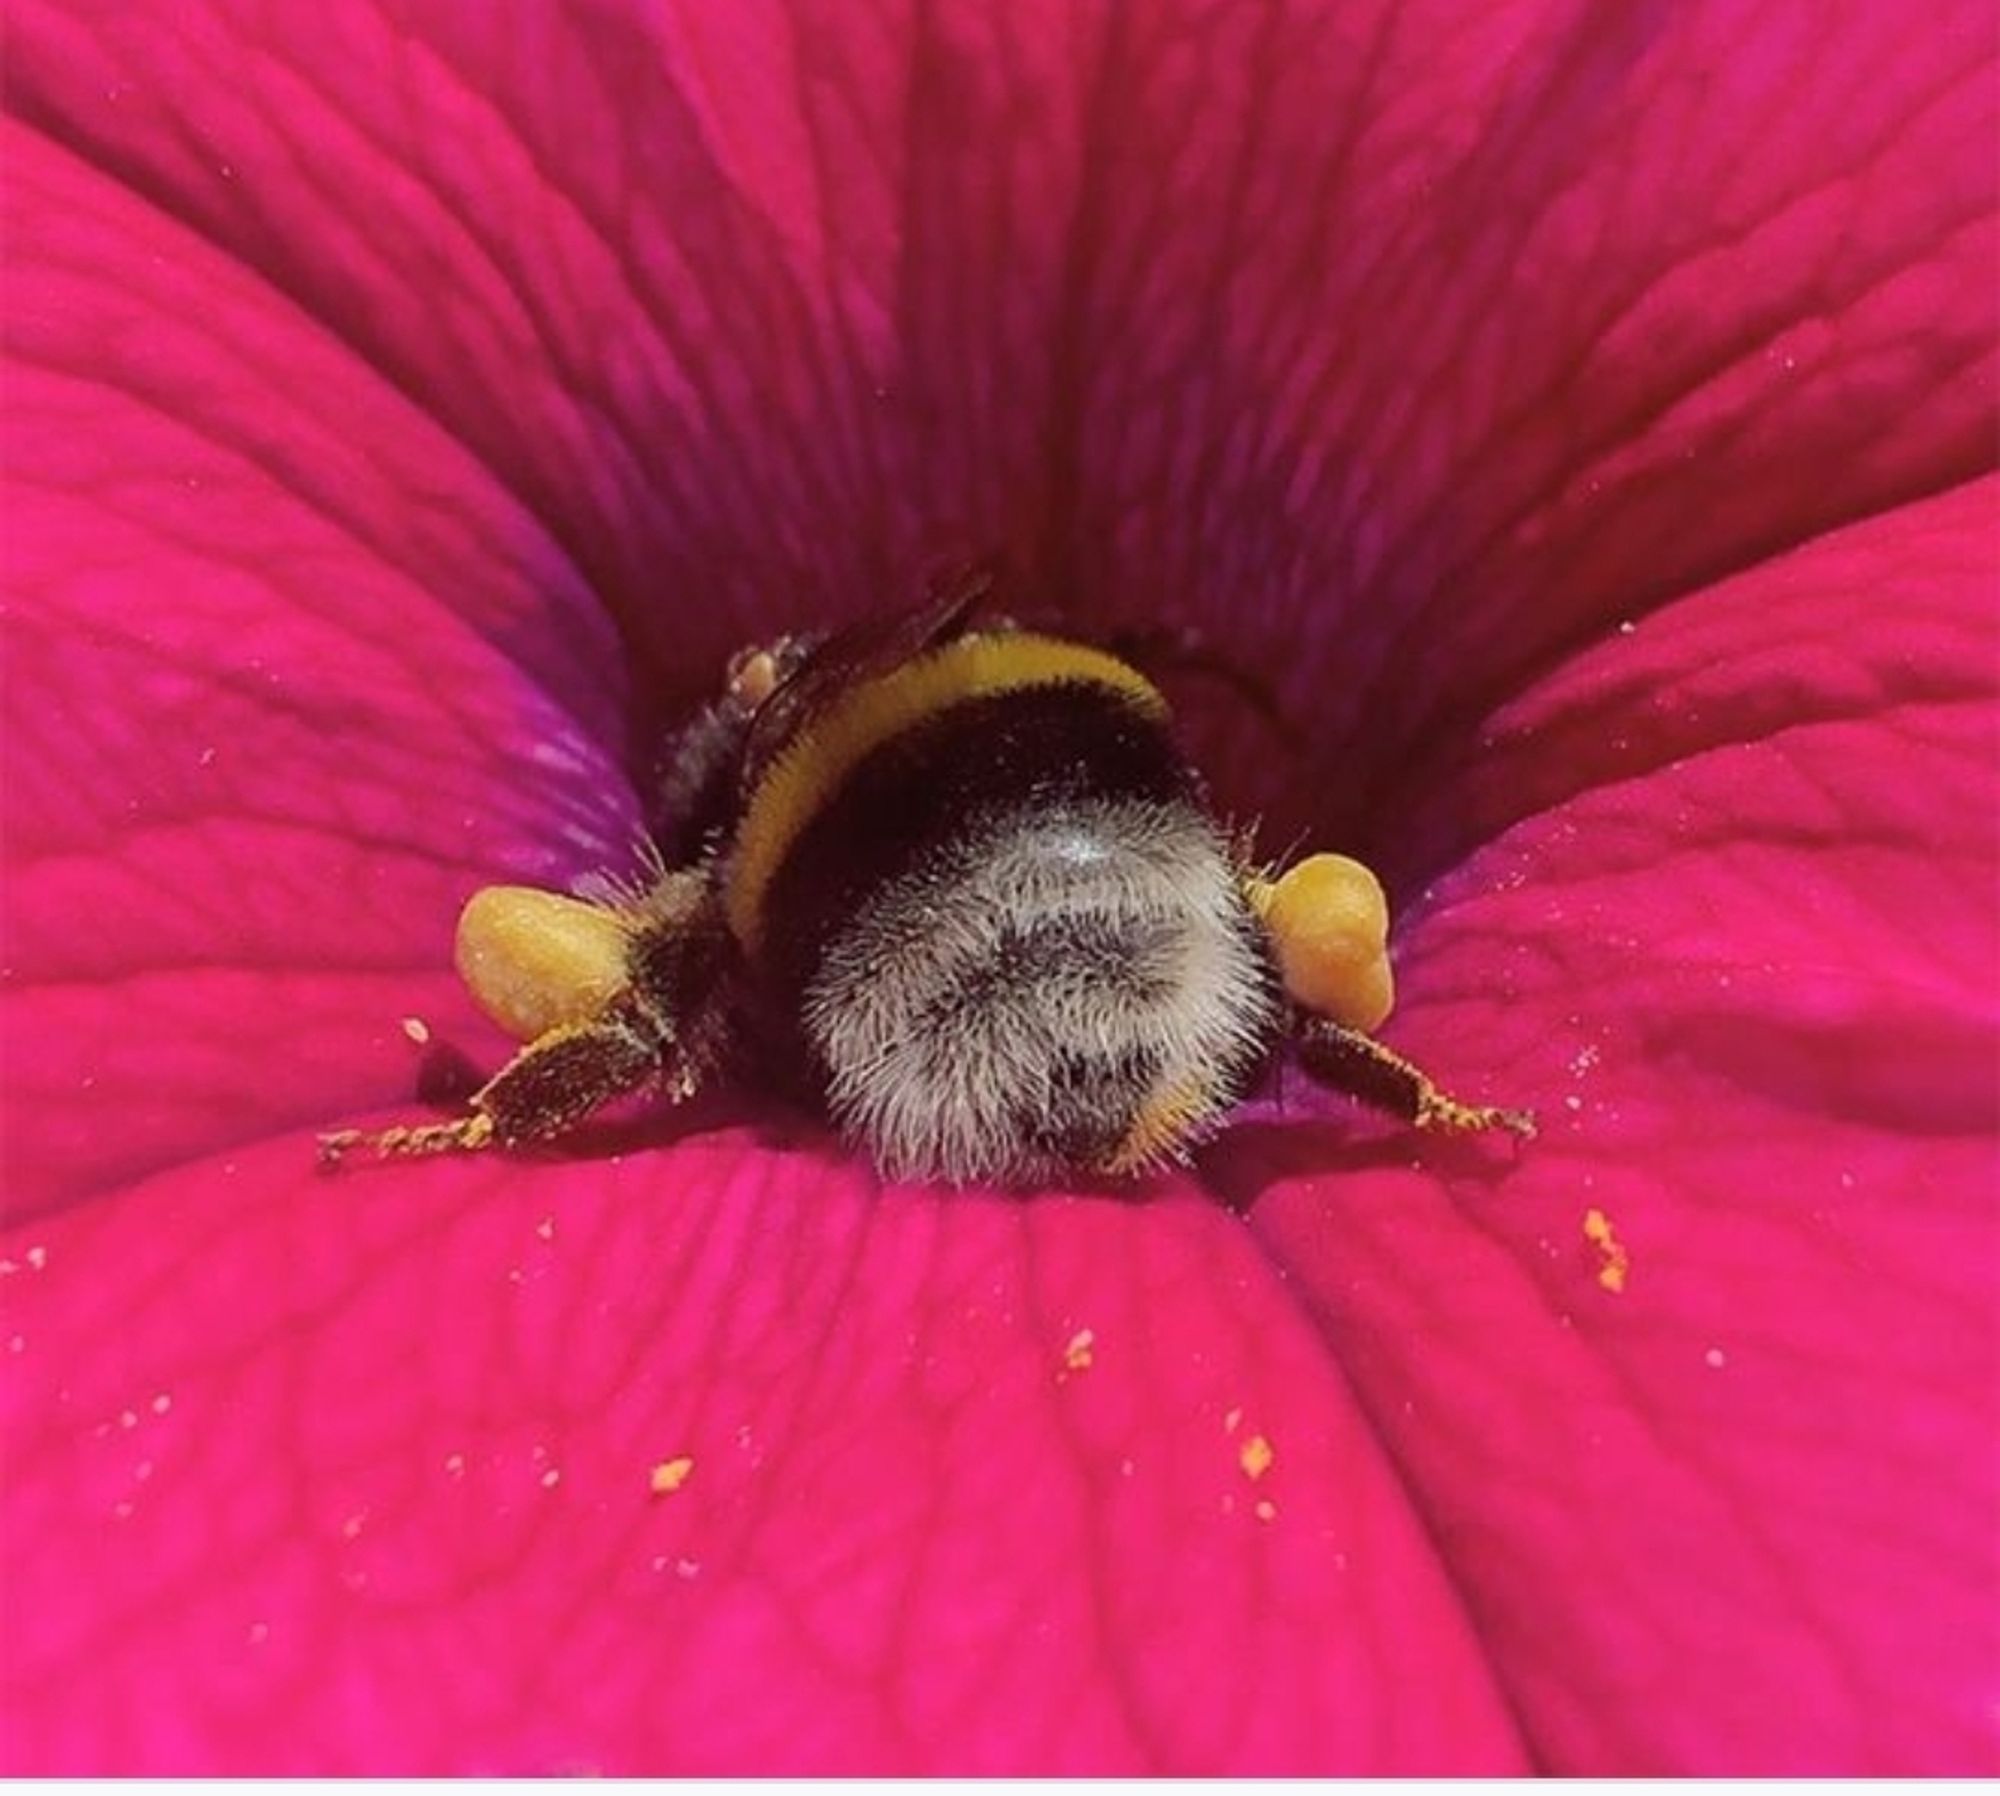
[807,802,1276,1180]
[742,661,1280,1182]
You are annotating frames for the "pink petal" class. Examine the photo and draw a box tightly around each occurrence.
[3,0,1995,1776]
[0,120,637,1215]
[0,1134,1521,1772]
[1214,480,2000,1772]
[12,1,1990,774]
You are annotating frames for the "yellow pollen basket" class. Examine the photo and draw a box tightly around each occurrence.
[1249,853,1395,1029]
[455,886,632,1042]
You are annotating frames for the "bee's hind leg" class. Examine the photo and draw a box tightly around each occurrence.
[1294,1015,1536,1138]
[318,1011,670,1168]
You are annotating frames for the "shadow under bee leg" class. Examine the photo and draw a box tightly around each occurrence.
[318,1013,670,1167]
[1294,1015,1536,1138]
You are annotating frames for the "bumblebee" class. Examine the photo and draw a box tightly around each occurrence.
[321,581,1531,1183]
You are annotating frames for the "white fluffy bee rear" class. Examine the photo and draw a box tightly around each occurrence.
[803,797,1276,1182]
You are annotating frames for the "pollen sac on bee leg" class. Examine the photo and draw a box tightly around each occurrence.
[1250,852,1534,1139]
[1247,853,1395,1029]
[455,885,634,1041]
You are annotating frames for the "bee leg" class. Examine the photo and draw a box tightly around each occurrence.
[316,1113,496,1166]
[317,1012,674,1167]
[1293,1015,1536,1138]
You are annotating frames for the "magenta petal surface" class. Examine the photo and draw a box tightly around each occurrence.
[1218,481,2000,1772]
[0,120,641,1214]
[4,0,1998,1777]
[0,1137,1519,1772]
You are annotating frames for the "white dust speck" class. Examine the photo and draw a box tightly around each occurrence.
[535,1216,556,1242]
[400,1016,431,1045]
[1703,1347,1728,1370]
[151,1392,173,1416]
[442,1452,466,1480]
[540,1467,563,1490]
[674,1558,702,1581]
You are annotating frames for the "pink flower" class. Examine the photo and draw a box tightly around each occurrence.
[3,0,1994,1772]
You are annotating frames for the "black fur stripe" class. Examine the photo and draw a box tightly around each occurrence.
[753,681,1196,999]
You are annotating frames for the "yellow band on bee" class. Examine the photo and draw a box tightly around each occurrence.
[725,632,1166,954]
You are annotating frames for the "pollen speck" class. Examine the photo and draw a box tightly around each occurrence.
[1704,1346,1728,1369]
[649,1455,696,1497]
[1582,1207,1630,1293]
[1254,1499,1277,1523]
[1222,1406,1243,1435]
[1239,1434,1275,1481]
[1060,1327,1095,1375]
[400,1015,431,1045]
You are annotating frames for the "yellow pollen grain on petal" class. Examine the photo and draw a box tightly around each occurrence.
[455,885,632,1041]
[649,1455,696,1497]
[1583,1206,1630,1294]
[1239,1434,1275,1481]
[1061,1327,1096,1374]
[1251,854,1396,1029]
